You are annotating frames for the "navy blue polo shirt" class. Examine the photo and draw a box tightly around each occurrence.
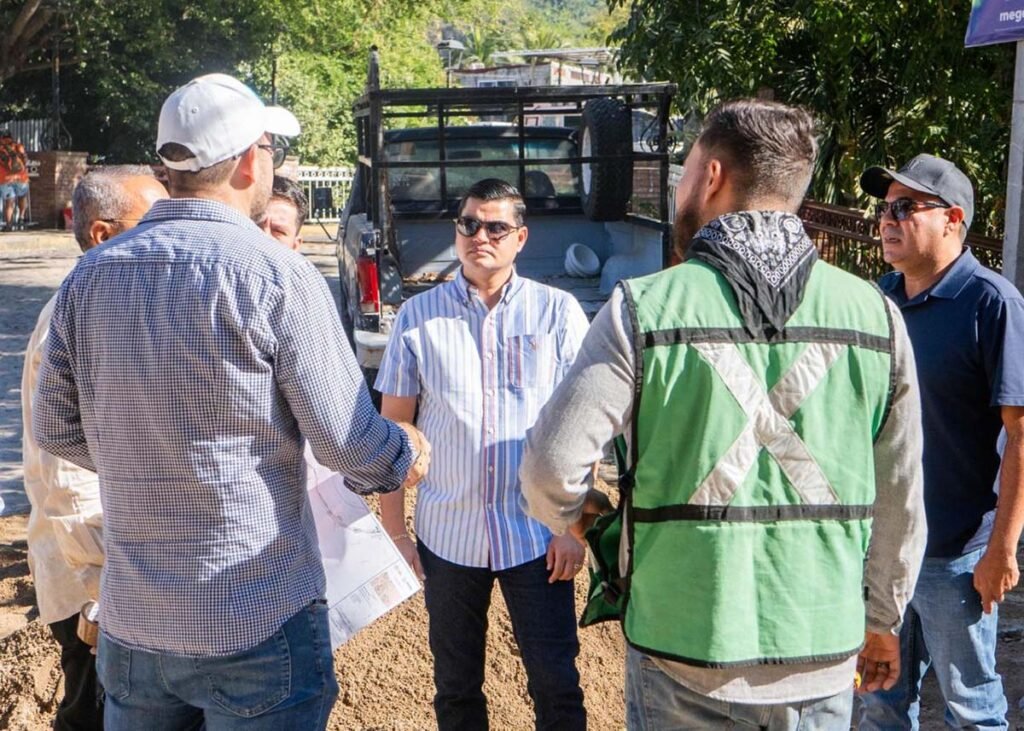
[880,248,1024,557]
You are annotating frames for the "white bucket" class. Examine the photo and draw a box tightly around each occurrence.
[565,243,601,277]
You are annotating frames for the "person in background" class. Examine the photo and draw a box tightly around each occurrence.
[0,130,30,231]
[22,166,167,731]
[259,174,307,250]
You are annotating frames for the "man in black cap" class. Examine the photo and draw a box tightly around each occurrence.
[857,154,1024,729]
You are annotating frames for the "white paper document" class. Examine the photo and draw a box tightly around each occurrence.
[305,451,421,649]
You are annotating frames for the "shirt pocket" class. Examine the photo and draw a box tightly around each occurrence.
[506,334,556,389]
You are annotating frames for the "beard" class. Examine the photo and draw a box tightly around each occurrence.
[672,192,704,262]
[249,163,273,222]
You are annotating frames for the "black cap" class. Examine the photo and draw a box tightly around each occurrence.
[860,154,974,230]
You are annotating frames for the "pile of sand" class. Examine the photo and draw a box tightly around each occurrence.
[0,621,63,730]
[0,507,627,731]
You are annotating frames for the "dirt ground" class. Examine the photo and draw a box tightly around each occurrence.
[0,229,1022,730]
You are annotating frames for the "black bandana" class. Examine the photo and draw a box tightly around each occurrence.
[685,211,818,335]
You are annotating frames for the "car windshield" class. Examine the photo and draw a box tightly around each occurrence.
[384,136,578,202]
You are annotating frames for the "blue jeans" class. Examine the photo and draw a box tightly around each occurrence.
[417,541,586,731]
[626,646,854,730]
[0,181,27,200]
[857,549,1007,729]
[96,600,338,730]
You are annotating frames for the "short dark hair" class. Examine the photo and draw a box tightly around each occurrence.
[697,99,817,211]
[457,178,526,226]
[158,142,235,194]
[271,175,308,231]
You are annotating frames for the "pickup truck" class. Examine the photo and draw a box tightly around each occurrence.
[336,52,678,383]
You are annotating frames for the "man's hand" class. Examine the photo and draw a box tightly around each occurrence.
[973,549,1020,614]
[392,533,424,580]
[568,489,614,542]
[396,422,431,489]
[856,631,901,693]
[546,532,585,583]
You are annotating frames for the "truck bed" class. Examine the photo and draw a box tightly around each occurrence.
[401,273,605,318]
[392,215,661,320]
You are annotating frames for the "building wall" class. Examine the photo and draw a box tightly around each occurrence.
[28,152,89,228]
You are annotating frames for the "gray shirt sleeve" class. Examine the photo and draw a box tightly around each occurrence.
[521,286,634,533]
[864,298,927,634]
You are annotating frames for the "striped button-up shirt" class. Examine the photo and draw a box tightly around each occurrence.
[376,269,589,570]
[33,198,412,656]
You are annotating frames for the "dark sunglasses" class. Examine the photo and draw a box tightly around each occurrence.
[454,216,521,239]
[873,197,949,222]
[256,138,289,169]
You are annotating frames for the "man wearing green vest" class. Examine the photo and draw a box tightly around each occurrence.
[520,99,927,729]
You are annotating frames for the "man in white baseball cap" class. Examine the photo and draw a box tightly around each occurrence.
[156,72,298,217]
[33,73,430,729]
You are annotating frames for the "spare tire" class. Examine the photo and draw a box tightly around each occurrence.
[578,97,633,221]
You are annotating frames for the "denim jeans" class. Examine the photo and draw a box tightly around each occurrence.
[96,600,338,731]
[0,181,27,200]
[417,541,586,731]
[857,549,1008,730]
[626,646,854,730]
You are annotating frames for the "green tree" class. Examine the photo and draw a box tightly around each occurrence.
[1,0,613,166]
[520,27,565,52]
[461,27,504,66]
[608,0,1015,236]
[253,0,448,165]
[0,0,449,165]
[1,0,280,160]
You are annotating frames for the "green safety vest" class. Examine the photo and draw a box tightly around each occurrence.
[583,258,894,668]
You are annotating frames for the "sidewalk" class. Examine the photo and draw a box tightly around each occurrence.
[0,228,77,257]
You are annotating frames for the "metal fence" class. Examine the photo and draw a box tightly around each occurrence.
[799,200,1003,279]
[296,166,354,223]
[0,118,53,152]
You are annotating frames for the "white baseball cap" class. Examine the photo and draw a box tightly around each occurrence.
[157,73,300,172]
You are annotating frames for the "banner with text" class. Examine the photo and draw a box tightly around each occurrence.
[966,0,1024,47]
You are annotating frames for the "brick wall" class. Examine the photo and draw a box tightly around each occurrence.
[28,151,89,228]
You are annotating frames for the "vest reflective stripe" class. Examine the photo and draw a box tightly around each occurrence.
[619,258,894,667]
[689,341,844,507]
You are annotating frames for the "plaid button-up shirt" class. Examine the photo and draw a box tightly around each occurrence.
[33,198,412,656]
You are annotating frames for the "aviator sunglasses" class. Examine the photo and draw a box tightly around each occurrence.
[873,197,950,223]
[454,216,522,240]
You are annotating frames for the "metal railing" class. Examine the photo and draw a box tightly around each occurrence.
[799,200,1003,280]
[296,166,354,222]
[0,118,53,152]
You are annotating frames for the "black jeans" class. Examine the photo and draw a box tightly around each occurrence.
[49,613,104,731]
[417,541,586,731]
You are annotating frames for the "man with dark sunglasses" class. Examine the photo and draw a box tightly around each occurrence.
[858,154,1024,730]
[376,178,590,730]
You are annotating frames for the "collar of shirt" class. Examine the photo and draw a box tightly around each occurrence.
[452,267,525,308]
[140,197,263,233]
[881,247,979,306]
